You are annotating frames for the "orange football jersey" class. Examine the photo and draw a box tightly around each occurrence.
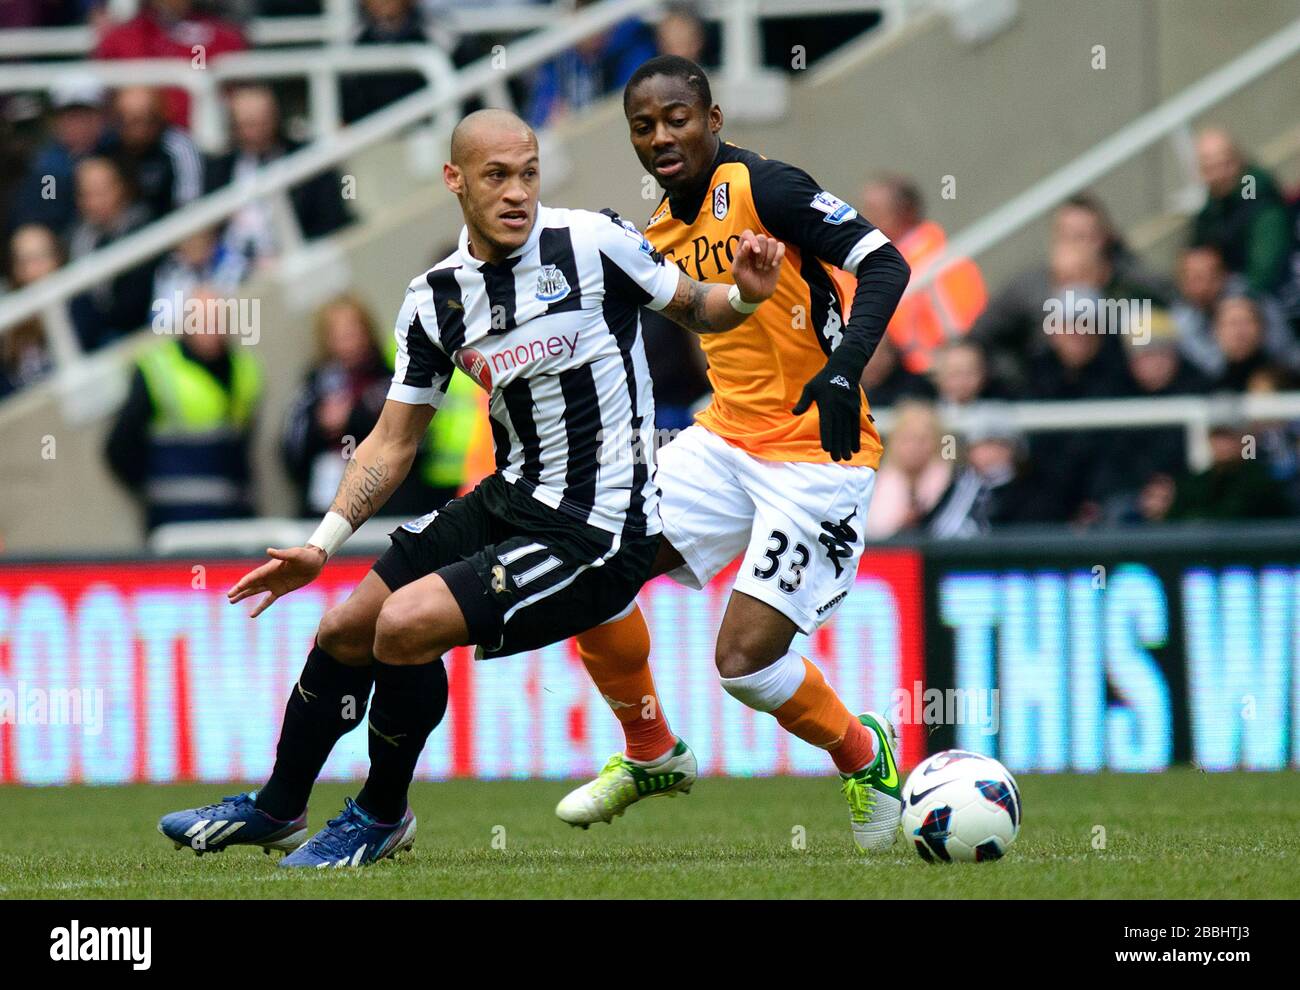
[644,142,886,468]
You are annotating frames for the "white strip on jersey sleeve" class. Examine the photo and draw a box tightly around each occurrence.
[387,287,451,407]
[842,228,890,275]
[596,213,681,311]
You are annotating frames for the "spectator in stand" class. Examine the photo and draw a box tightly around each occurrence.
[0,109,36,243]
[923,410,1061,537]
[862,335,935,407]
[1171,244,1298,379]
[206,86,353,266]
[1211,295,1289,392]
[1191,127,1293,295]
[1124,308,1210,398]
[655,3,715,66]
[111,86,204,218]
[971,194,1171,387]
[866,400,952,538]
[95,0,248,129]
[1,224,62,397]
[858,173,987,375]
[1243,366,1300,513]
[1142,424,1291,524]
[527,0,656,127]
[1027,295,1130,403]
[283,295,394,517]
[152,226,247,305]
[1024,296,1131,524]
[0,0,81,27]
[932,338,1000,412]
[106,284,263,530]
[1276,194,1300,332]
[8,74,115,235]
[282,295,458,519]
[66,155,158,349]
[1096,311,1205,524]
[342,0,430,124]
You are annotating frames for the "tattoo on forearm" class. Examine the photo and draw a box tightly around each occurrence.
[330,455,391,528]
[663,277,721,334]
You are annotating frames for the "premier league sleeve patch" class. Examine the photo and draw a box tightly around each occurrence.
[810,191,857,225]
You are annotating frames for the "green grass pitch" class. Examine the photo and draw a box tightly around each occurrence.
[1,771,1297,898]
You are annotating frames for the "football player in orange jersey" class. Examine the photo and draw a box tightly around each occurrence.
[555,57,913,850]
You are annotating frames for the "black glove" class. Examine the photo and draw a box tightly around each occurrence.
[792,351,863,462]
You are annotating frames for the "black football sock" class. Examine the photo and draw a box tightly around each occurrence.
[255,644,374,821]
[355,659,448,824]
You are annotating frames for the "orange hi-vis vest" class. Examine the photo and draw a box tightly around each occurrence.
[884,220,987,374]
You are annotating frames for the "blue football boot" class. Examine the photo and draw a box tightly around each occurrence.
[278,798,416,868]
[158,791,307,856]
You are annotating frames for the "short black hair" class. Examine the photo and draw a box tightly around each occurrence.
[623,55,712,113]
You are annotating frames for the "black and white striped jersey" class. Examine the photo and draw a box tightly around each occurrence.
[387,205,680,538]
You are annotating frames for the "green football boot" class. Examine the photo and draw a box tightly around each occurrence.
[840,711,902,852]
[556,739,696,828]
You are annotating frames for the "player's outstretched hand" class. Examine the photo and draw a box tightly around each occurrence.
[730,229,784,306]
[227,546,326,618]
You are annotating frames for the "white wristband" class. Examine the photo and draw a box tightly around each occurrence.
[728,283,760,314]
[307,511,352,560]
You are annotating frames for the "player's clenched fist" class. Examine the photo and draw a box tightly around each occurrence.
[730,229,785,305]
[227,545,326,618]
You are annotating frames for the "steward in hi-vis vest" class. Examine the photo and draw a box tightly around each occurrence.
[107,335,262,530]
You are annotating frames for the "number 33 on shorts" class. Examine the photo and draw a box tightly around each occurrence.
[656,424,876,636]
[753,529,810,594]
[739,495,868,634]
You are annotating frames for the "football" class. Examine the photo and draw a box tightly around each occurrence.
[901,750,1022,863]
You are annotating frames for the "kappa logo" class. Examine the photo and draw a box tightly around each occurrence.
[712,182,730,220]
[816,590,848,616]
[454,346,493,392]
[647,201,670,228]
[536,264,571,303]
[810,190,857,225]
[818,508,859,579]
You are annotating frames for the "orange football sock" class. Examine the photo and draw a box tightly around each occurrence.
[575,604,676,763]
[770,658,877,774]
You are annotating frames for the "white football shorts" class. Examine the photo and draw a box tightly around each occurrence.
[655,424,876,633]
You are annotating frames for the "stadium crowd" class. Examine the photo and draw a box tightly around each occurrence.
[0,0,723,393]
[1,1,1298,537]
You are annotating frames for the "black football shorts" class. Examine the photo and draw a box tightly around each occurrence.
[371,473,658,658]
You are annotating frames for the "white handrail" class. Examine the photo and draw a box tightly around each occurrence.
[0,45,458,152]
[907,14,1300,297]
[0,0,660,342]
